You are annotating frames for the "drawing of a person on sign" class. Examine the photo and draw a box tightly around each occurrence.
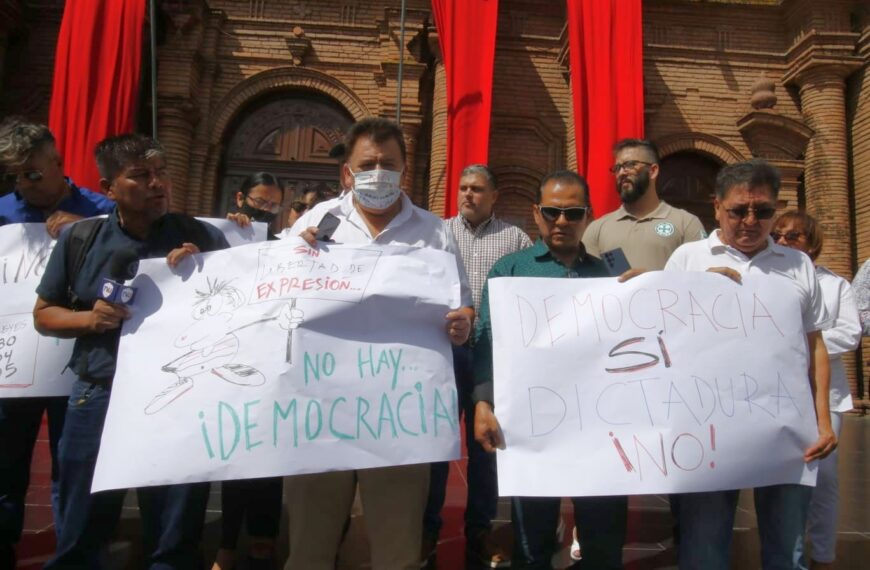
[145,277,304,414]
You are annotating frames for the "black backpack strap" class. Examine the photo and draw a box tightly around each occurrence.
[64,217,105,310]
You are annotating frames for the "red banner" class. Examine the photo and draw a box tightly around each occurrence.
[432,0,499,218]
[567,0,645,217]
[49,0,145,192]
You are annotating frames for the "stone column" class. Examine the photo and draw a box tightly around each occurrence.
[400,121,422,206]
[157,101,197,214]
[793,67,853,278]
[428,58,448,216]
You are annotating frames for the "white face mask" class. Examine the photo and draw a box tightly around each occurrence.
[350,168,403,210]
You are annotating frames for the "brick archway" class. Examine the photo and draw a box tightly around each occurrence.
[655,132,746,165]
[208,67,372,146]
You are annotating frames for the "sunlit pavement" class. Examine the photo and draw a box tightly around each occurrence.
[15,415,869,569]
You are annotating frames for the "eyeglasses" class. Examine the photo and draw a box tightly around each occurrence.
[770,230,804,243]
[289,201,308,214]
[723,205,777,221]
[538,206,589,222]
[609,161,653,174]
[246,195,282,213]
[3,170,43,184]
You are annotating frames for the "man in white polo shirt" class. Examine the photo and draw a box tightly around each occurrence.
[278,117,474,570]
[583,138,706,270]
[664,159,836,570]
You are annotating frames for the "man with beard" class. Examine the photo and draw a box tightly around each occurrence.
[582,139,705,271]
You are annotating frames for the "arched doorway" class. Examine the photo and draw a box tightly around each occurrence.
[657,151,722,232]
[217,92,354,230]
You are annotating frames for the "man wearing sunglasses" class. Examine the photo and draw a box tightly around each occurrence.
[582,139,705,271]
[473,171,633,569]
[0,118,114,566]
[0,118,113,237]
[665,159,836,570]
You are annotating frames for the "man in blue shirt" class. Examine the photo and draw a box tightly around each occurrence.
[0,118,114,566]
[34,133,228,568]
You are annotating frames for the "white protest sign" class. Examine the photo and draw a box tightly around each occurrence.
[92,239,462,491]
[0,223,76,397]
[197,217,268,246]
[489,272,818,497]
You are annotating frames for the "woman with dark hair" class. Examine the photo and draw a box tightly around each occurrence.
[227,171,284,232]
[772,210,861,570]
[214,172,284,570]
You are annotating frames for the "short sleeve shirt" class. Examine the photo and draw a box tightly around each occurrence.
[665,230,830,334]
[582,201,706,270]
[277,191,474,308]
[0,180,114,225]
[36,209,230,382]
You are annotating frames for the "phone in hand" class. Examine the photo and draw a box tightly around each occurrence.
[602,247,631,276]
[314,212,341,241]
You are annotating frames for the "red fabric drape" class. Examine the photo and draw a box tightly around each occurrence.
[432,0,499,218]
[49,0,145,193]
[567,0,644,217]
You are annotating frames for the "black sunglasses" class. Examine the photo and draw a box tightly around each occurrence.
[724,205,776,221]
[4,170,43,184]
[290,201,308,213]
[770,230,804,243]
[538,206,589,222]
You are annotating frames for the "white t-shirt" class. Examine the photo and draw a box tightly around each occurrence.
[816,266,861,412]
[277,191,473,308]
[665,230,830,334]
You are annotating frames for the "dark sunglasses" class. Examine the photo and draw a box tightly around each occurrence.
[770,230,804,243]
[538,206,589,222]
[4,170,43,184]
[724,205,776,221]
[290,201,308,213]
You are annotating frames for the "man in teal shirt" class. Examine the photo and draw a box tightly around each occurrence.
[472,170,628,569]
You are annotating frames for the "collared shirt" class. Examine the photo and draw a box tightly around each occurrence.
[665,230,830,334]
[278,191,473,307]
[36,209,229,383]
[816,266,861,412]
[853,258,870,336]
[582,200,706,270]
[445,214,532,312]
[0,179,114,225]
[471,240,609,404]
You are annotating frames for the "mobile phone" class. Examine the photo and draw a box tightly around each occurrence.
[602,247,631,276]
[314,212,341,241]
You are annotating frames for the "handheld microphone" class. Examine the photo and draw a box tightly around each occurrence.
[99,248,139,305]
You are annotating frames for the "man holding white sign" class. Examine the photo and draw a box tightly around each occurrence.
[281,117,474,570]
[665,159,836,570]
[0,118,114,566]
[473,170,636,569]
[34,134,228,568]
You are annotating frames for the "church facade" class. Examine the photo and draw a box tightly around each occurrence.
[1,0,868,405]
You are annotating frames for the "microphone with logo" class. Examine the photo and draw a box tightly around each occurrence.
[99,249,140,306]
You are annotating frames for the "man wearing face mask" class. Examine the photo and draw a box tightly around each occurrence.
[582,139,705,271]
[279,117,474,570]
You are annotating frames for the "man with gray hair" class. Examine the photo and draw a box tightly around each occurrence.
[0,118,113,566]
[422,164,532,568]
[34,133,228,568]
